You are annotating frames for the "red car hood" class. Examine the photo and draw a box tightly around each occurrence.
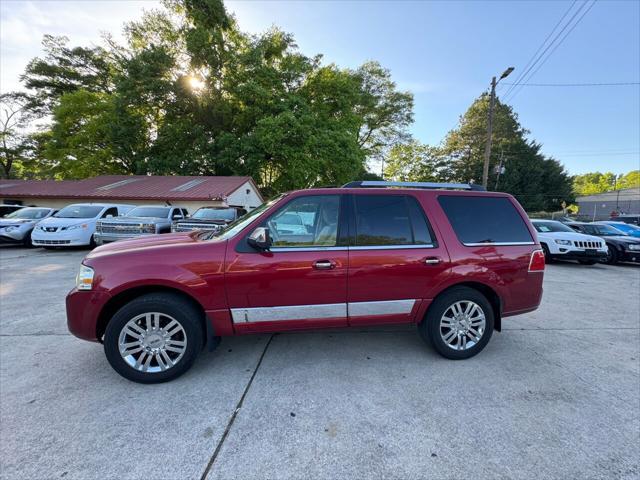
[87,232,218,258]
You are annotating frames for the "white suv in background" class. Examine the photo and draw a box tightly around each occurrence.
[531,219,607,265]
[32,203,134,248]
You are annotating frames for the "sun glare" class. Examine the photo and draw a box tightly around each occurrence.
[188,76,205,92]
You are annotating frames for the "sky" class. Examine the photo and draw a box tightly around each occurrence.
[1,0,639,175]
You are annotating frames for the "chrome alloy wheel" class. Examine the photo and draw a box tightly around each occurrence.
[439,301,486,351]
[118,312,187,373]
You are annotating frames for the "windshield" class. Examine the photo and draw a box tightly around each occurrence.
[54,205,103,219]
[205,196,283,240]
[532,220,574,233]
[606,222,640,232]
[5,208,50,220]
[126,207,170,218]
[582,224,626,236]
[193,208,236,221]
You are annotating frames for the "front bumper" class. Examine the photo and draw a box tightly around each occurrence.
[550,248,607,261]
[620,250,640,263]
[0,233,26,244]
[66,288,112,342]
[94,232,155,245]
[32,229,90,246]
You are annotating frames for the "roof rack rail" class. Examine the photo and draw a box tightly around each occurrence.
[342,180,486,191]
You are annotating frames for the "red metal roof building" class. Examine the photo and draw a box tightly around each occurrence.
[0,175,263,211]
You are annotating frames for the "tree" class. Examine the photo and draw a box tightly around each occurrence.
[0,93,40,178]
[573,170,640,195]
[384,140,447,182]
[12,0,413,193]
[438,94,574,211]
[21,35,115,113]
[355,62,414,160]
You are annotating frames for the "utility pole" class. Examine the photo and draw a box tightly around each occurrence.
[482,67,514,189]
[494,149,506,190]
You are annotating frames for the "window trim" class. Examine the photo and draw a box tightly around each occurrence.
[349,193,437,248]
[237,194,344,252]
[437,194,534,247]
[463,241,536,247]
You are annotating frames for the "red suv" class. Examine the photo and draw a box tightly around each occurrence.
[67,181,545,383]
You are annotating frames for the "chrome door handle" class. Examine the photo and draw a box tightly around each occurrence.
[424,257,441,265]
[313,260,335,270]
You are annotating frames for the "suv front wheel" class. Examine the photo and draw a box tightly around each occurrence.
[420,286,494,360]
[104,293,203,383]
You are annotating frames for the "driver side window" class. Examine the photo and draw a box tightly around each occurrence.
[102,207,118,218]
[265,195,340,247]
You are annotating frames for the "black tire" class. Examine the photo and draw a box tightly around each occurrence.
[603,244,618,265]
[578,260,596,265]
[104,293,204,383]
[419,286,494,360]
[22,232,33,248]
[540,243,554,264]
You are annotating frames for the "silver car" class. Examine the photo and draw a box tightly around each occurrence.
[0,207,57,247]
[94,205,188,244]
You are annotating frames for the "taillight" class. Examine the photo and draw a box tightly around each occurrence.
[529,249,545,272]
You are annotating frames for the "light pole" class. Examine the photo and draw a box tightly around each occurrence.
[482,66,514,188]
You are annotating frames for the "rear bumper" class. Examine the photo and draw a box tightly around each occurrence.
[66,288,112,342]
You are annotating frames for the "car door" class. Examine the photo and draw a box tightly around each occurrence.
[346,193,450,326]
[225,194,348,333]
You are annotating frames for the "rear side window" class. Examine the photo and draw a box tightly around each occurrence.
[354,195,434,246]
[438,196,533,245]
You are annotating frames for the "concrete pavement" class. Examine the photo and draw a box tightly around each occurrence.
[1,247,638,479]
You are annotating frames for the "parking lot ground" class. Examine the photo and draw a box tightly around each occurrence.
[1,247,639,480]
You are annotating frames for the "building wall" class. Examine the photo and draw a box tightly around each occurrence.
[227,181,263,209]
[577,199,640,221]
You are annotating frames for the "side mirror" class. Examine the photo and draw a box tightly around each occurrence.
[106,214,114,218]
[247,227,272,251]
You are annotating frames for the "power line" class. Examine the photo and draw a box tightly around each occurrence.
[501,81,639,87]
[501,0,583,99]
[506,0,598,102]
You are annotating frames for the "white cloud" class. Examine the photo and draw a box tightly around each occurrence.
[0,0,161,93]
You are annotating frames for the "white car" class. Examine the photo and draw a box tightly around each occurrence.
[531,219,607,265]
[32,203,135,248]
[0,207,57,246]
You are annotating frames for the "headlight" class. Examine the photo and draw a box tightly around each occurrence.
[76,264,95,291]
[65,224,87,231]
[4,226,17,232]
[627,244,640,251]
[555,239,572,245]
[142,223,156,233]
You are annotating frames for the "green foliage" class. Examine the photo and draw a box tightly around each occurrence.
[440,94,573,211]
[11,0,412,192]
[384,93,575,211]
[573,170,640,195]
[384,141,447,182]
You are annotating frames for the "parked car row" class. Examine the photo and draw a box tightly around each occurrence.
[0,203,248,248]
[531,218,640,265]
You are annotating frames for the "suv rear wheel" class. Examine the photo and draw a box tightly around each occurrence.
[104,293,203,383]
[420,287,494,360]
